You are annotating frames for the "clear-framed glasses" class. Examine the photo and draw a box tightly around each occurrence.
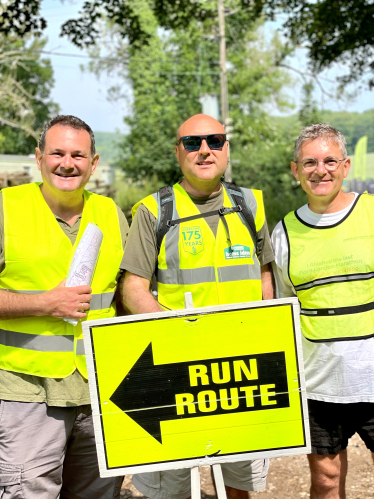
[297,156,347,172]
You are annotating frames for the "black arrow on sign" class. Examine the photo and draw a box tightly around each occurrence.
[110,342,289,444]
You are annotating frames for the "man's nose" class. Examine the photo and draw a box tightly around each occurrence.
[316,159,328,174]
[60,155,74,169]
[199,138,210,154]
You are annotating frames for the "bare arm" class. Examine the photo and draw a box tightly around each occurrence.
[261,263,275,300]
[120,271,163,315]
[0,280,92,320]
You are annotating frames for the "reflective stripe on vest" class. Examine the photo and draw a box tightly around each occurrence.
[2,290,115,310]
[0,183,123,378]
[283,193,374,342]
[0,329,74,351]
[133,183,264,310]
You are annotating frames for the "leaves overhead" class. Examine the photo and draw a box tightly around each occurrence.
[0,0,46,38]
[0,35,59,154]
[245,0,374,88]
[1,0,373,86]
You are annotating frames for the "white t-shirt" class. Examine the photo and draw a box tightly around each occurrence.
[271,193,374,403]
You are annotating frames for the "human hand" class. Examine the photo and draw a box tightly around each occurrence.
[39,279,92,319]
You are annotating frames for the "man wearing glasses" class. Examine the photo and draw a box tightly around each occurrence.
[120,113,275,498]
[272,123,374,499]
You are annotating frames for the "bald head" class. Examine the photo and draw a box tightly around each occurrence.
[177,114,225,141]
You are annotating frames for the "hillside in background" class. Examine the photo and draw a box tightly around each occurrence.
[95,109,374,165]
[273,109,374,154]
[94,131,121,163]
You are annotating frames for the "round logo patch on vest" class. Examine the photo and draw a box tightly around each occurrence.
[181,226,204,255]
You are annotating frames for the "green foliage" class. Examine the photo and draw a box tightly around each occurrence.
[0,36,59,154]
[321,109,374,155]
[94,131,120,163]
[298,81,322,127]
[114,175,161,224]
[0,0,45,38]
[104,4,294,188]
[231,118,307,230]
[2,0,373,87]
[272,108,374,155]
[86,1,301,228]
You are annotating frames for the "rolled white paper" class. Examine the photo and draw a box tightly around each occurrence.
[64,223,103,326]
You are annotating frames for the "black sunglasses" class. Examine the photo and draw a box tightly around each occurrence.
[176,134,227,151]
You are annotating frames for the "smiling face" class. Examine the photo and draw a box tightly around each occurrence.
[35,125,99,194]
[291,137,351,204]
[175,114,229,196]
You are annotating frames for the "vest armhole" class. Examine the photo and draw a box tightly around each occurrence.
[281,218,294,290]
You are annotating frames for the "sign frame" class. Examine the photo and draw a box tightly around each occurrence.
[82,297,310,477]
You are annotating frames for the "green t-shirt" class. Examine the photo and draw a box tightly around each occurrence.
[121,187,274,280]
[0,192,129,407]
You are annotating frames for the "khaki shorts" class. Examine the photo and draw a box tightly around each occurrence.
[0,400,123,499]
[132,459,269,499]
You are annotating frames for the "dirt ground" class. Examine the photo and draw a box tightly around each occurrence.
[120,434,374,499]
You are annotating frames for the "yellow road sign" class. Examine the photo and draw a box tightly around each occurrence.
[82,297,310,477]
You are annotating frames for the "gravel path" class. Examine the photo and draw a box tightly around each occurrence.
[120,434,374,498]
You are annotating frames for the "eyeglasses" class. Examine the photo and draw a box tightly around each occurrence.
[296,156,347,172]
[176,134,227,151]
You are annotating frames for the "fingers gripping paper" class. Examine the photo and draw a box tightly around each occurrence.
[64,223,103,326]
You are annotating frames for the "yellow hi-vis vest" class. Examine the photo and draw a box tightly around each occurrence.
[0,183,124,378]
[283,193,374,342]
[132,183,265,310]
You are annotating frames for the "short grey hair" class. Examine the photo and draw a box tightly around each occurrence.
[293,123,347,161]
[38,115,96,157]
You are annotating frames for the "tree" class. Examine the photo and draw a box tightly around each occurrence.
[0,0,45,38]
[298,81,322,127]
[2,1,373,87]
[0,35,59,154]
[85,1,305,228]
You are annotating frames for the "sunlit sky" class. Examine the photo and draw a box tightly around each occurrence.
[41,0,373,133]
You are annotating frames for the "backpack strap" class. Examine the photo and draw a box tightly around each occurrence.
[222,181,258,255]
[155,183,259,256]
[156,186,174,254]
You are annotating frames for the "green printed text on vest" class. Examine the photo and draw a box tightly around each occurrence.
[132,183,265,310]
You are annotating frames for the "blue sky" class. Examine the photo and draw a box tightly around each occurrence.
[41,0,373,133]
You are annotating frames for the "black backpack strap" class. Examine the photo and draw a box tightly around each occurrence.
[222,181,258,255]
[156,186,174,254]
[155,183,258,255]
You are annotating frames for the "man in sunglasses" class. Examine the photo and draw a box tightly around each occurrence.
[272,123,374,499]
[120,113,275,498]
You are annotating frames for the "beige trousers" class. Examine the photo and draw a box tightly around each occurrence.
[0,400,123,499]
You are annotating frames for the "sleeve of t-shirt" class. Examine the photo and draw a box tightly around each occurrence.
[256,219,274,266]
[270,221,296,298]
[120,204,158,281]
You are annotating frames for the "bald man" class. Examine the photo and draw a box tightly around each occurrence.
[120,114,275,498]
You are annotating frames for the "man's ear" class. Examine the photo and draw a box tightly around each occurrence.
[175,144,180,163]
[90,153,100,175]
[343,157,351,178]
[35,148,43,171]
[290,161,299,181]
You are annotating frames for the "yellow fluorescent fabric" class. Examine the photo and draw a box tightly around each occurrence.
[133,183,263,310]
[0,183,123,378]
[284,193,374,341]
[91,303,305,468]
